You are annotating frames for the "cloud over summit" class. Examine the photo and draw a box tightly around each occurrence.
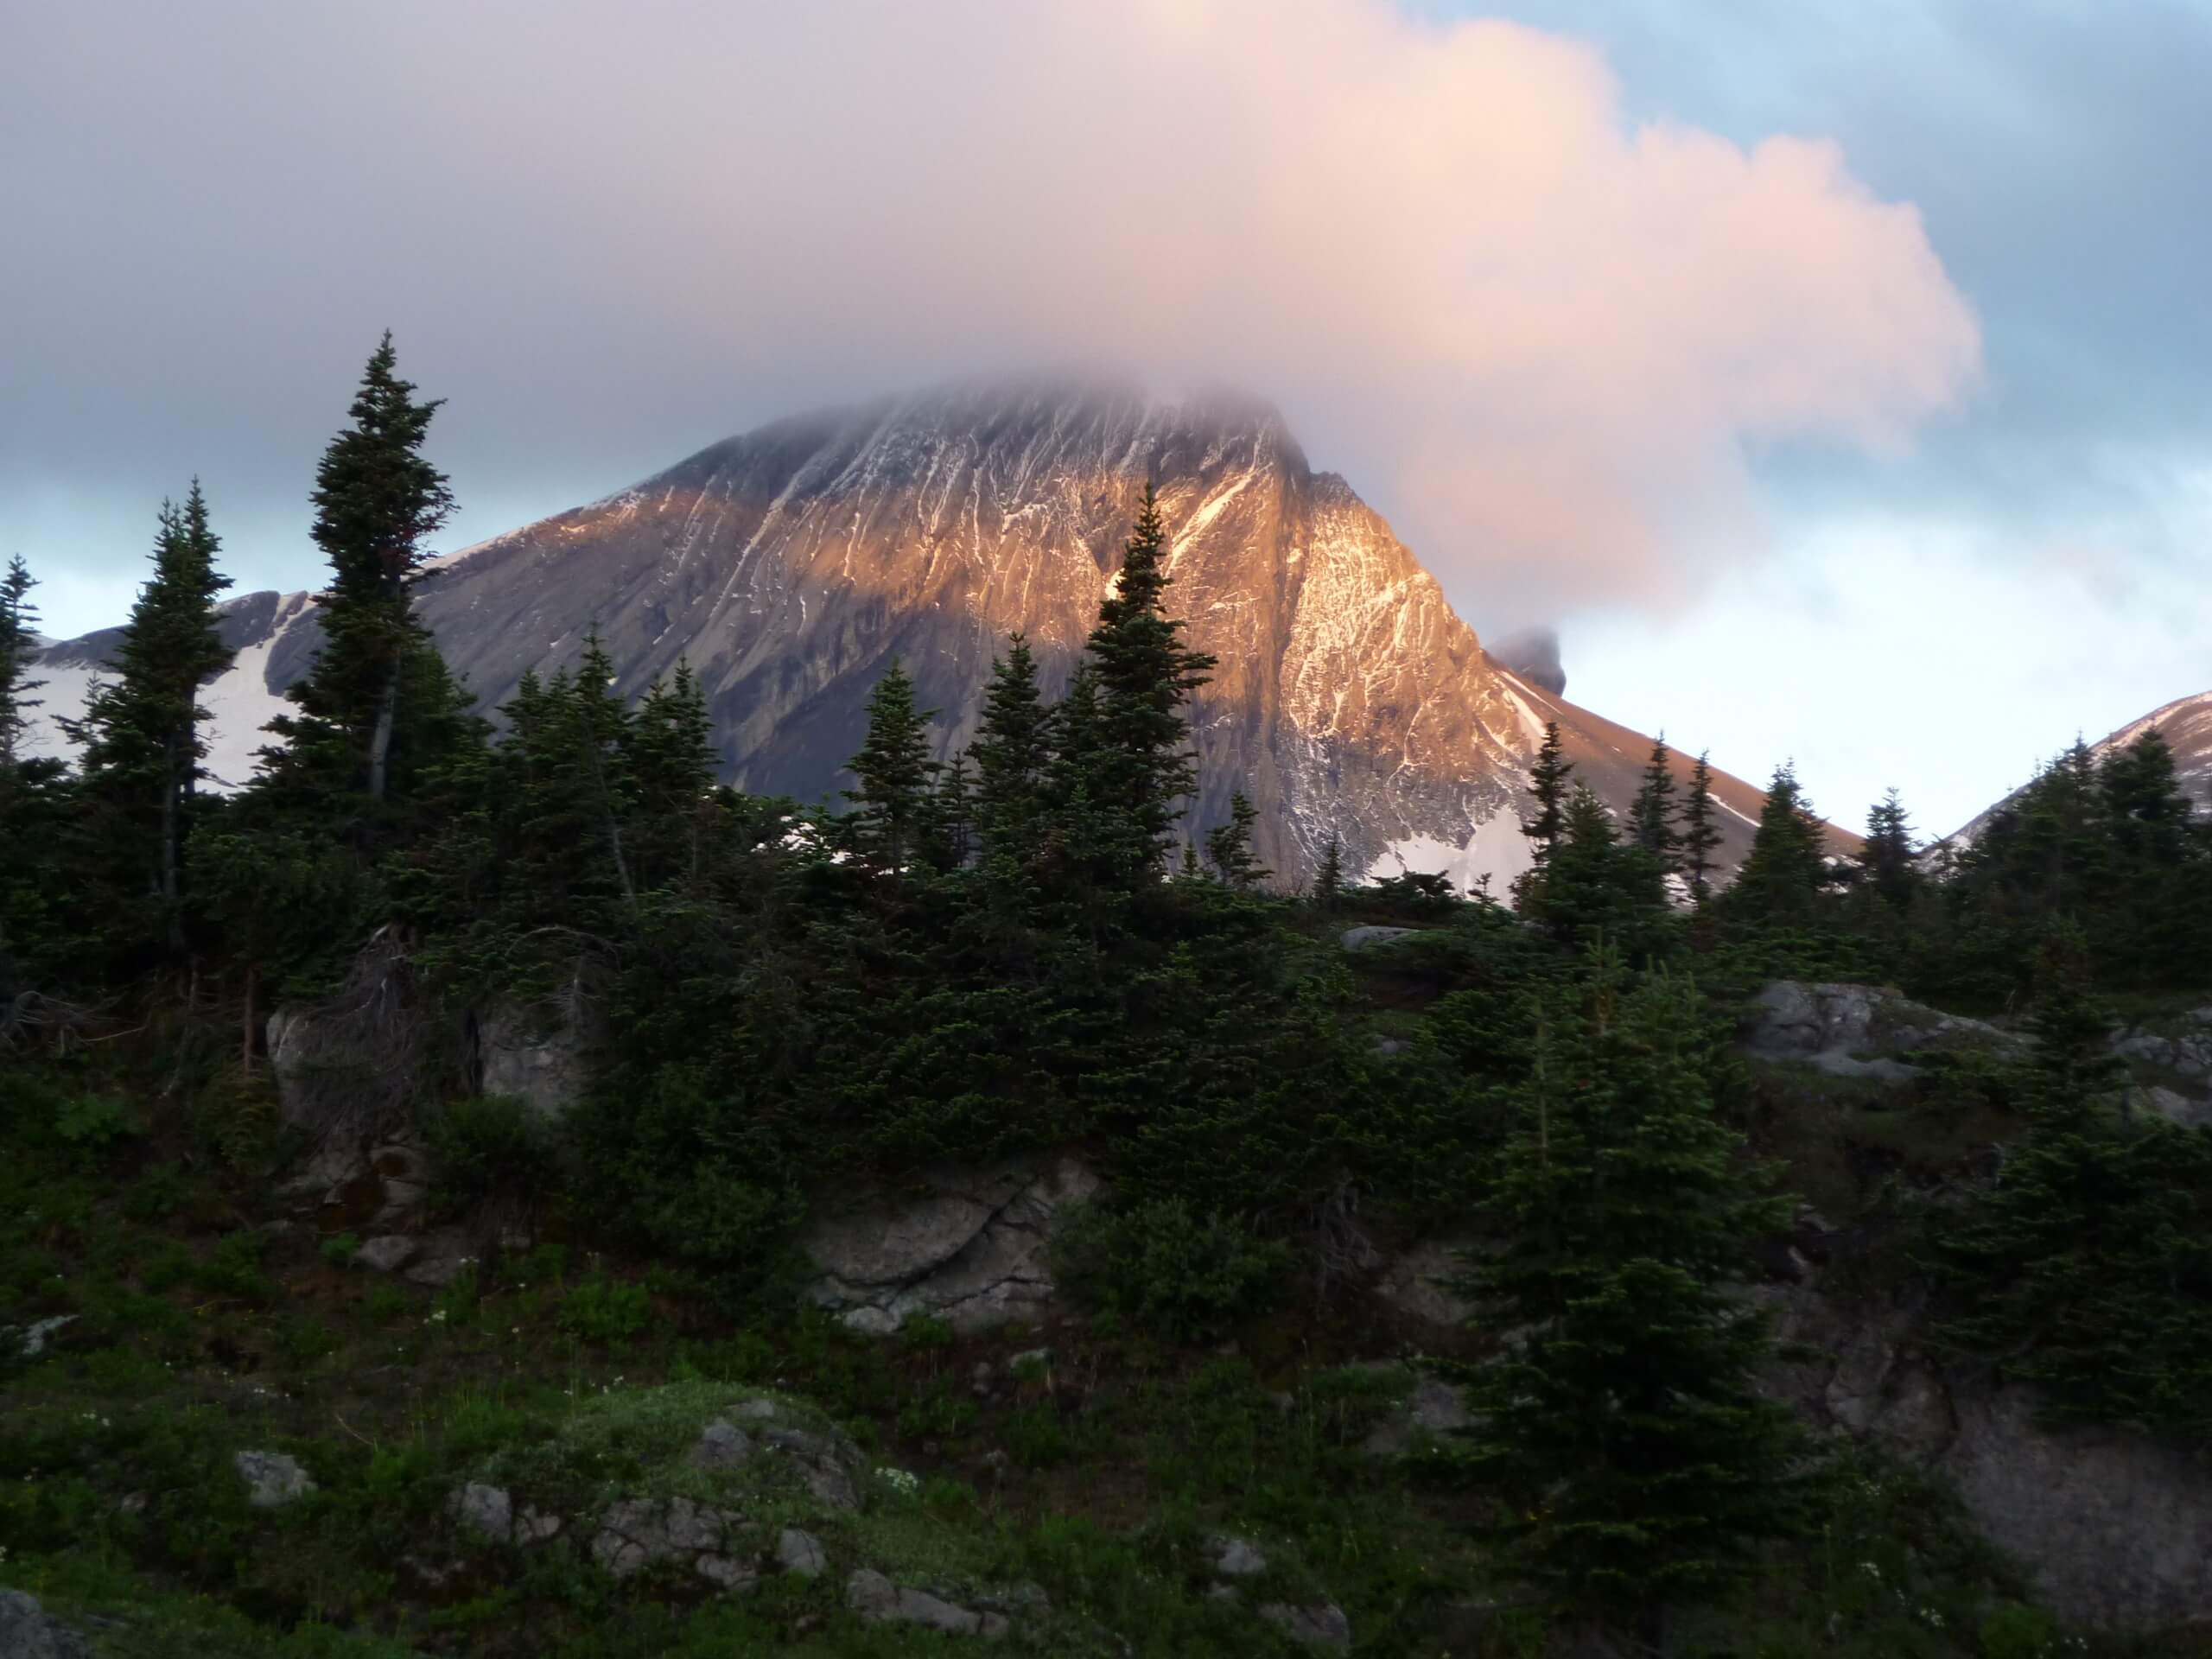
[2,0,1978,630]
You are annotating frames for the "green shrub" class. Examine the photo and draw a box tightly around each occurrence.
[428,1094,556,1211]
[320,1232,362,1268]
[561,1276,653,1344]
[53,1092,139,1151]
[1051,1198,1288,1344]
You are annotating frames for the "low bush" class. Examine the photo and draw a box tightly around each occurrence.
[1050,1198,1287,1344]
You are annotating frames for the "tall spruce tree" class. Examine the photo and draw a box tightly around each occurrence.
[1720,760,1830,926]
[1523,720,1572,865]
[72,486,235,950]
[1081,486,1217,887]
[1313,831,1346,909]
[0,555,42,767]
[970,634,1053,861]
[844,657,938,873]
[1455,951,1815,1626]
[629,658,717,890]
[1629,734,1679,867]
[1856,787,1920,908]
[268,334,460,810]
[1205,791,1266,889]
[1679,749,1722,905]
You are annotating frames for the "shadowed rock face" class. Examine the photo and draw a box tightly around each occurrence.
[29,379,1794,884]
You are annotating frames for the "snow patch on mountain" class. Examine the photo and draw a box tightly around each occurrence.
[1373,817,1536,901]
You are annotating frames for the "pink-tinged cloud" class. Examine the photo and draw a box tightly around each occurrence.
[3,0,1981,626]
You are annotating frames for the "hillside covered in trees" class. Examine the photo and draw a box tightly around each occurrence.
[7,342,2212,1657]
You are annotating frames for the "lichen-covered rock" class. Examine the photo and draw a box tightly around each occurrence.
[777,1527,828,1578]
[475,996,592,1122]
[846,1569,1008,1639]
[0,1591,92,1659]
[591,1496,740,1580]
[1210,1535,1268,1578]
[688,1420,754,1471]
[803,1157,1101,1335]
[1746,981,2023,1080]
[353,1235,418,1274]
[1373,1237,1474,1328]
[761,1425,865,1510]
[1761,1283,2212,1633]
[1362,1373,1475,1457]
[1260,1600,1353,1650]
[234,1449,315,1509]
[1340,925,1419,950]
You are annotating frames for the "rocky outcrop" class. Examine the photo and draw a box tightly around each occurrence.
[1760,1283,2212,1634]
[0,1590,91,1659]
[802,1157,1101,1335]
[590,1497,750,1587]
[846,1568,1009,1639]
[1260,1600,1354,1651]
[1746,981,2024,1080]
[474,994,593,1121]
[233,1450,315,1509]
[1372,1237,1474,1330]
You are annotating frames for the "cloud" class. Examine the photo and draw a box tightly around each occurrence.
[0,0,1978,632]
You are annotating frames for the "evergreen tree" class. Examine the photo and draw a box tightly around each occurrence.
[1629,734,1679,867]
[969,635,1053,860]
[1455,953,1814,1626]
[1081,486,1216,887]
[1519,783,1670,954]
[1522,720,1572,864]
[926,750,976,872]
[0,555,42,767]
[1931,922,2212,1438]
[1678,749,1722,906]
[629,658,717,889]
[1719,761,1830,927]
[71,485,235,950]
[1313,832,1346,909]
[267,334,460,811]
[1855,787,1920,908]
[1205,791,1266,888]
[844,657,938,873]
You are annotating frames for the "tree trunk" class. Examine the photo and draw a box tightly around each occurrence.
[367,662,399,803]
[162,733,184,953]
[242,964,257,1071]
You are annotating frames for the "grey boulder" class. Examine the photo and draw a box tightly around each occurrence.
[846,1569,1008,1639]
[234,1449,315,1509]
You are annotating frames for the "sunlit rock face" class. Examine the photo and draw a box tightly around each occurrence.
[30,378,1779,885]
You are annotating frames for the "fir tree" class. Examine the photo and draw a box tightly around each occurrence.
[970,634,1053,859]
[1522,720,1572,865]
[1081,486,1217,887]
[1629,733,1679,867]
[72,485,235,949]
[0,555,42,767]
[1679,749,1722,905]
[269,334,459,810]
[1720,760,1830,926]
[1205,791,1266,888]
[1313,832,1346,909]
[1454,952,1815,1625]
[1856,787,1920,908]
[926,750,976,872]
[844,657,938,873]
[630,658,717,889]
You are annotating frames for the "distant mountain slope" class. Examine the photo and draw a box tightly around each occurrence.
[1948,688,2212,846]
[29,378,1798,887]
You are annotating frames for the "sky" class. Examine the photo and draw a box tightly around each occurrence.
[2,0,2205,834]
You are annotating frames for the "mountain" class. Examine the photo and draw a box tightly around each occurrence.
[25,378,1790,887]
[1948,688,2212,847]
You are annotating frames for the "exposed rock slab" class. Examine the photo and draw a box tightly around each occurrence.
[1260,1600,1353,1650]
[1761,1283,2212,1633]
[0,1590,91,1659]
[591,1496,742,1580]
[1746,982,2024,1079]
[234,1449,315,1509]
[803,1156,1101,1335]
[475,996,592,1121]
[1373,1237,1474,1329]
[846,1568,1008,1639]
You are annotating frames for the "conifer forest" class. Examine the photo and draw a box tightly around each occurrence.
[9,343,2212,1658]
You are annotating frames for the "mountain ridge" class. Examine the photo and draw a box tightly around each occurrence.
[28,378,1806,886]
